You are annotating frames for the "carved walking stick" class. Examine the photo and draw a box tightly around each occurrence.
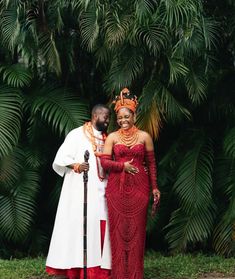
[83,150,89,279]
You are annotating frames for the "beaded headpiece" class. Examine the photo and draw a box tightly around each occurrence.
[113,88,138,113]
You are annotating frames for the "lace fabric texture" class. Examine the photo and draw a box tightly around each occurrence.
[100,144,158,279]
[145,150,158,190]
[100,154,124,172]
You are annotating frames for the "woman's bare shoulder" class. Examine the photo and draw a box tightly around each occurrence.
[138,129,152,139]
[107,131,118,137]
[106,131,119,141]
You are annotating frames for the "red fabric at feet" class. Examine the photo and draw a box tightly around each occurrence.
[46,220,110,279]
[46,266,111,279]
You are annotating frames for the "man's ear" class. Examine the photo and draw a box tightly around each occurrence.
[93,113,98,120]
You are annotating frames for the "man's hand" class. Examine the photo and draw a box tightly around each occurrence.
[73,162,89,173]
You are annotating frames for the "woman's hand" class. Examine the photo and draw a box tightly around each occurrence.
[124,159,139,175]
[152,188,160,201]
[151,189,160,217]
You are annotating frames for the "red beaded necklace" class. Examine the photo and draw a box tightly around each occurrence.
[118,125,139,147]
[83,122,106,181]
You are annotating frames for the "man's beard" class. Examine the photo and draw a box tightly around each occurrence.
[95,120,108,132]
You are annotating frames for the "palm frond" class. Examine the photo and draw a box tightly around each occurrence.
[213,219,234,256]
[185,69,207,105]
[0,0,24,9]
[165,206,216,251]
[29,86,89,136]
[94,44,112,66]
[200,17,219,51]
[175,22,204,57]
[135,0,156,22]
[173,135,214,213]
[157,83,191,122]
[165,133,217,251]
[137,100,161,140]
[80,3,100,51]
[160,0,200,28]
[0,147,25,189]
[0,169,40,242]
[0,64,33,88]
[105,13,131,47]
[104,52,144,92]
[0,85,22,158]
[0,148,40,242]
[213,157,235,255]
[71,0,92,10]
[38,32,61,75]
[224,127,235,159]
[24,147,46,169]
[167,56,189,84]
[136,24,168,56]
[51,5,64,33]
[136,85,162,139]
[0,9,20,50]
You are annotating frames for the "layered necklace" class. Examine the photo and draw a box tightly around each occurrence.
[83,122,107,153]
[83,122,107,181]
[118,125,139,147]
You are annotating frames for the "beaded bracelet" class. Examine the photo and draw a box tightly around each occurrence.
[73,163,81,173]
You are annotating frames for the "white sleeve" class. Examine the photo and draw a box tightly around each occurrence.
[52,129,79,177]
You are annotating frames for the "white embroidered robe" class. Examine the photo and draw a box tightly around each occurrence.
[46,126,111,269]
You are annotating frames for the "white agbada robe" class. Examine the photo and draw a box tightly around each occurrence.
[46,125,111,269]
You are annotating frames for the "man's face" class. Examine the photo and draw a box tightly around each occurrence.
[94,108,110,132]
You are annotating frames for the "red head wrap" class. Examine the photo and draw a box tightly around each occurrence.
[113,88,138,113]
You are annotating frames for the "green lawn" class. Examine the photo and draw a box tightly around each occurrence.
[0,253,234,279]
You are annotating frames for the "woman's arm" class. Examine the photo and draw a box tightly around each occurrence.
[102,133,115,155]
[100,133,124,172]
[143,131,161,200]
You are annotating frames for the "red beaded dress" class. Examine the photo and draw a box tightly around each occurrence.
[100,143,158,279]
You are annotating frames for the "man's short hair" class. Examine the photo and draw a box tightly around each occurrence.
[91,104,110,117]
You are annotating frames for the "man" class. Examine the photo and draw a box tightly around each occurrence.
[46,104,111,279]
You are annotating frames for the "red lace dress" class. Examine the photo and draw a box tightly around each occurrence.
[100,144,158,279]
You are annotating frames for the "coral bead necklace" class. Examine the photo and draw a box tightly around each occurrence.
[117,125,139,147]
[83,121,106,181]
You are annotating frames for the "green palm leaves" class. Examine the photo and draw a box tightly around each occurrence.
[0,68,89,246]
[0,148,40,242]
[77,0,218,141]
[0,86,22,158]
[0,64,33,87]
[29,86,89,136]
[0,0,234,257]
[166,135,215,250]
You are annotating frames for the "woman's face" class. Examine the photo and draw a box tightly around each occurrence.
[116,107,135,130]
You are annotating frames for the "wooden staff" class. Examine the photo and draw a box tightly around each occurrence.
[83,150,89,279]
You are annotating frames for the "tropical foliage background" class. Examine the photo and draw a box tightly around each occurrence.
[0,0,234,258]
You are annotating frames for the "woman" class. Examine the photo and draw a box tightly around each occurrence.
[100,88,160,279]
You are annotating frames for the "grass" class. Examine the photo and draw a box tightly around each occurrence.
[0,252,234,279]
[144,252,235,278]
